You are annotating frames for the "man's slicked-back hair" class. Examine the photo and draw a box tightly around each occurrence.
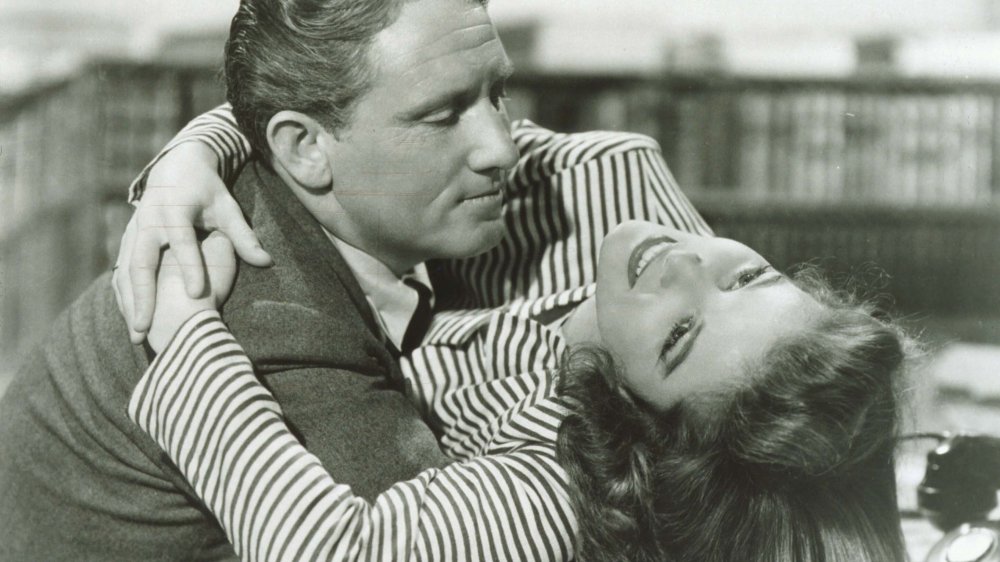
[225,0,403,161]
[225,0,488,162]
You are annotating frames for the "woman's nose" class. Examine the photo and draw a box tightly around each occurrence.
[658,249,704,286]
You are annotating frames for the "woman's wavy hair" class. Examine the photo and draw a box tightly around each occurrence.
[556,267,912,562]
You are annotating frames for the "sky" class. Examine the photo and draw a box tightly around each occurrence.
[2,0,997,91]
[1,0,993,36]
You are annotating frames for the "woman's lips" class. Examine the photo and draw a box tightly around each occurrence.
[627,235,677,287]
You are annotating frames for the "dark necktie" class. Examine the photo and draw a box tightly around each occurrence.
[401,278,433,354]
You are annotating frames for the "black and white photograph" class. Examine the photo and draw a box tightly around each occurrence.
[2,1,1000,560]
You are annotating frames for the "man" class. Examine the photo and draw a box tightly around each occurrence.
[0,0,518,558]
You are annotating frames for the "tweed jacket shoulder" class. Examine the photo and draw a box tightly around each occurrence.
[0,162,447,561]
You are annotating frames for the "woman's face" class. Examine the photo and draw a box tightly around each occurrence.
[595,221,821,410]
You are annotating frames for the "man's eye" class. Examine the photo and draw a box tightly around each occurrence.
[423,109,460,127]
[731,265,772,289]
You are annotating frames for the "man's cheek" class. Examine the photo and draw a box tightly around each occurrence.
[384,130,441,170]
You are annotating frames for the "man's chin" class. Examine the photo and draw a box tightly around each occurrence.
[447,220,508,259]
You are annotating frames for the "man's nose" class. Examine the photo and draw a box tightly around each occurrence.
[466,102,519,173]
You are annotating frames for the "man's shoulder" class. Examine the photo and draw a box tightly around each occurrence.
[220,163,385,374]
[30,272,147,381]
[0,274,153,433]
[510,119,662,179]
[223,162,364,323]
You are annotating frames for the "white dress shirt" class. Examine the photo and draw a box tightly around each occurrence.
[323,230,433,350]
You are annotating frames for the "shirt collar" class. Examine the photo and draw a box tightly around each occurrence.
[322,229,434,349]
[421,284,593,347]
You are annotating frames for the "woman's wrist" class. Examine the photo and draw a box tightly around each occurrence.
[148,141,219,186]
[144,242,227,354]
[146,303,221,355]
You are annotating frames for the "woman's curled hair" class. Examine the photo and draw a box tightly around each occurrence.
[556,268,912,562]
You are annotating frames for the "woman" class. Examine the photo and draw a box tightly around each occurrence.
[135,220,909,562]
[556,226,907,561]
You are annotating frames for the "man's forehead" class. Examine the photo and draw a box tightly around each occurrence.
[375,0,501,72]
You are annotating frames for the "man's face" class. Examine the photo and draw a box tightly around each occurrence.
[320,0,518,273]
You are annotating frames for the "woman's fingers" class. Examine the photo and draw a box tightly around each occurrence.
[165,224,206,299]
[212,197,272,268]
[112,219,147,344]
[146,233,235,354]
[129,225,166,336]
[112,262,140,344]
[146,249,196,354]
[201,232,238,306]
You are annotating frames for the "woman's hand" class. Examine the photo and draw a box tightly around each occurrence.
[113,142,272,343]
[146,232,238,354]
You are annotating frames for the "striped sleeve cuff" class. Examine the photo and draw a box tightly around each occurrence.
[127,104,252,204]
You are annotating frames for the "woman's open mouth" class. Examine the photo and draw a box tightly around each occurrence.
[627,235,677,287]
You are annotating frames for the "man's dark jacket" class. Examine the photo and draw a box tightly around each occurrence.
[0,163,448,560]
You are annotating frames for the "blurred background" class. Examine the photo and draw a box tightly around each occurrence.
[1,1,1000,555]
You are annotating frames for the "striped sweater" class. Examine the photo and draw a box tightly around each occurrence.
[128,106,711,561]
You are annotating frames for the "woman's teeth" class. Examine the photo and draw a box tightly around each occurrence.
[635,242,673,278]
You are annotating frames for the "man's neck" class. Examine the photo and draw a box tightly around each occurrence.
[327,235,417,278]
[271,162,420,277]
[324,232,418,282]
[323,228,434,349]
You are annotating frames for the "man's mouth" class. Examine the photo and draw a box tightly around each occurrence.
[461,189,503,205]
[627,235,677,287]
[462,175,506,205]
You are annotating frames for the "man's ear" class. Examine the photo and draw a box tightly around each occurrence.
[266,111,332,190]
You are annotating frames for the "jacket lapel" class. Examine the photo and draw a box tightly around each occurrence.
[221,162,394,376]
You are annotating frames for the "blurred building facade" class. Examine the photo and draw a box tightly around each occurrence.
[3,1,1000,379]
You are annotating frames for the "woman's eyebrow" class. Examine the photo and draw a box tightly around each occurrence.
[748,272,787,291]
[662,321,702,378]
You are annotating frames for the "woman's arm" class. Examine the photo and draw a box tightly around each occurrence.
[132,312,575,562]
[115,105,269,342]
[128,104,250,203]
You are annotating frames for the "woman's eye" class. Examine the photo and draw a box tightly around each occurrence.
[731,265,773,289]
[661,317,693,355]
